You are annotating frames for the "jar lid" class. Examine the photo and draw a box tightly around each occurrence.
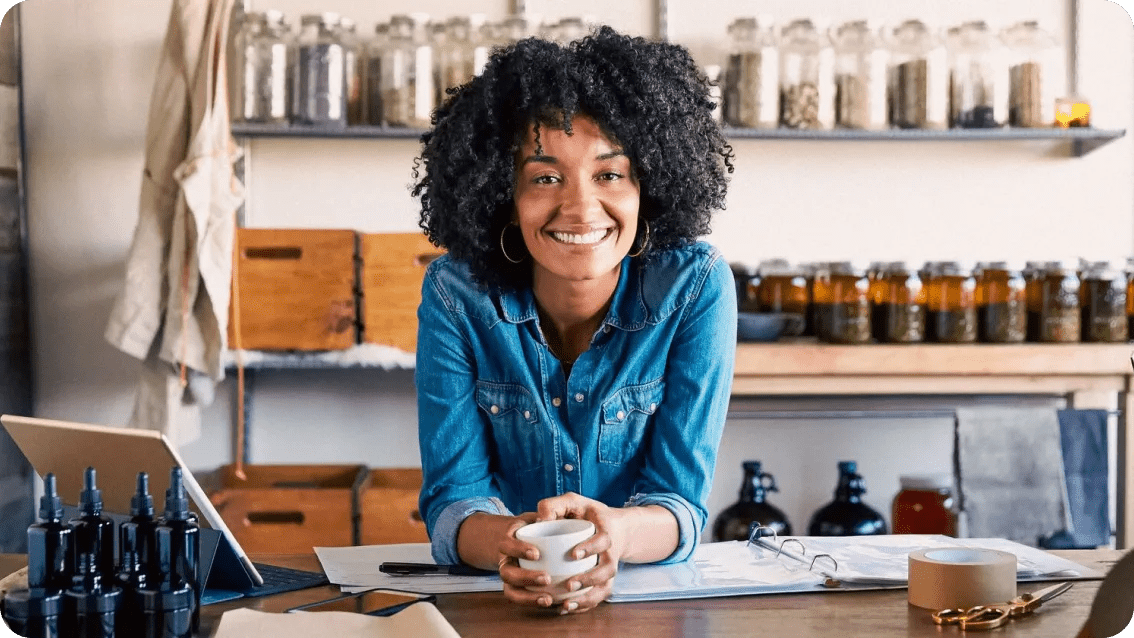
[975,260,1026,273]
[757,258,799,277]
[826,260,870,276]
[899,473,953,491]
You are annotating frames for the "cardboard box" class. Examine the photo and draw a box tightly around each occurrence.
[208,464,368,554]
[359,233,444,352]
[229,228,358,351]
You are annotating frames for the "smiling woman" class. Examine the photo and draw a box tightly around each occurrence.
[410,26,737,617]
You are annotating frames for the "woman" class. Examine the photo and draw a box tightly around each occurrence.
[413,26,736,615]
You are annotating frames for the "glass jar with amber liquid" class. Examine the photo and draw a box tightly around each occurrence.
[813,261,872,344]
[1039,259,1081,343]
[1024,261,1051,341]
[876,262,926,343]
[730,262,760,313]
[1080,259,1128,342]
[868,261,891,342]
[925,261,977,343]
[891,474,957,535]
[757,259,809,323]
[975,261,1026,343]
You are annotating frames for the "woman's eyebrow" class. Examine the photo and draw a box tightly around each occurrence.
[520,154,557,166]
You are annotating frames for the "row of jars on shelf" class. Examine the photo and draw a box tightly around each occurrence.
[731,258,1131,345]
[715,17,1074,131]
[230,11,565,129]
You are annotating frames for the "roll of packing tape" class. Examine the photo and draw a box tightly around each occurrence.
[908,548,1017,610]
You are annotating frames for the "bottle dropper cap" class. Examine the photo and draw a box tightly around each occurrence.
[131,472,154,518]
[79,467,102,516]
[164,467,190,521]
[39,473,64,521]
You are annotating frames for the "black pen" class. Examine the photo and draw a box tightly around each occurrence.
[379,562,496,577]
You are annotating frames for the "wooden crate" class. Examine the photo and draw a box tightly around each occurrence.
[357,468,429,546]
[208,464,368,554]
[359,233,444,352]
[229,228,357,351]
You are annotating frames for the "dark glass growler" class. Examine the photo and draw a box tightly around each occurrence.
[712,461,792,541]
[807,461,887,536]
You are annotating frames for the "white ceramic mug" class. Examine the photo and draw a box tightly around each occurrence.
[514,519,598,602]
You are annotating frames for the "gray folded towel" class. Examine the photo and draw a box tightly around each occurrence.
[954,407,1072,545]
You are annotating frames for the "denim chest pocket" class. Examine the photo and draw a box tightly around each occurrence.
[475,382,545,474]
[599,380,665,465]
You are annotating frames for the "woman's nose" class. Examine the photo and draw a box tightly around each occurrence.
[560,178,603,219]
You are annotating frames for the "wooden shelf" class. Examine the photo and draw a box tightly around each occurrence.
[231,122,1125,156]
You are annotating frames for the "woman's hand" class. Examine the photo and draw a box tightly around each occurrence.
[527,492,628,615]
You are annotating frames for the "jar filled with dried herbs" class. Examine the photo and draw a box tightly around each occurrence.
[1038,259,1081,343]
[868,261,891,342]
[232,10,292,124]
[778,19,834,130]
[925,261,977,343]
[946,21,1007,129]
[757,259,809,335]
[830,20,887,130]
[723,17,779,129]
[1024,261,1051,341]
[877,262,927,343]
[1080,259,1127,343]
[813,261,871,344]
[886,20,948,129]
[365,24,390,125]
[975,261,1027,343]
[292,12,347,126]
[1001,21,1061,128]
[382,14,435,128]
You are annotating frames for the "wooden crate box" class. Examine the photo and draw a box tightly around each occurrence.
[359,233,444,352]
[357,468,429,546]
[208,464,368,554]
[229,228,357,351]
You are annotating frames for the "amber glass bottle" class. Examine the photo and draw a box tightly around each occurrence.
[757,260,809,337]
[925,261,977,342]
[877,262,926,342]
[712,461,792,542]
[975,261,1026,343]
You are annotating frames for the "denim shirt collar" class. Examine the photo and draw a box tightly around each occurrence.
[496,256,650,332]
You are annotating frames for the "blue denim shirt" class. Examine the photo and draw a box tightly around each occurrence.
[415,241,737,566]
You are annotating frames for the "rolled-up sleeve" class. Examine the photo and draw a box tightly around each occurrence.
[629,254,737,563]
[416,263,510,565]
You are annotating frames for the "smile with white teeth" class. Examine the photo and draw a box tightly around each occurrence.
[549,228,613,245]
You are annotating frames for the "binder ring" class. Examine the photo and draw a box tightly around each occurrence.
[777,538,806,558]
[810,554,838,573]
[747,524,777,546]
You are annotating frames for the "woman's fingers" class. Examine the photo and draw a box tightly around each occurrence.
[535,492,591,521]
[570,527,613,560]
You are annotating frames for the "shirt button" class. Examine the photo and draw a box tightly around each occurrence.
[650,403,657,412]
[490,405,500,414]
[523,410,531,419]
[575,393,584,403]
[552,397,562,407]
[616,410,626,421]
[564,464,574,472]
[603,325,611,333]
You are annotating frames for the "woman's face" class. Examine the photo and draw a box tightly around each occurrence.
[513,115,640,286]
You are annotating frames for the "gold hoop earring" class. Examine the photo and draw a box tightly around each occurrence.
[500,225,523,264]
[628,220,651,258]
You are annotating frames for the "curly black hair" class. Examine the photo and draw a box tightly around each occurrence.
[413,25,734,291]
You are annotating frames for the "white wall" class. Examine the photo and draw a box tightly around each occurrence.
[15,0,1134,536]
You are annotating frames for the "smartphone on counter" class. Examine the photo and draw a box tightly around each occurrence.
[286,588,437,617]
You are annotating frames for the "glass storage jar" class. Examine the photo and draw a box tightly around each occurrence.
[975,261,1027,343]
[730,263,760,313]
[499,15,534,45]
[877,262,927,343]
[723,17,779,129]
[1080,259,1128,343]
[886,19,948,129]
[292,12,347,126]
[778,18,834,130]
[808,461,887,536]
[867,261,890,342]
[925,260,977,343]
[1001,21,1061,128]
[1038,258,1081,342]
[232,10,291,124]
[439,16,474,98]
[338,17,365,125]
[382,14,435,128]
[830,20,887,130]
[813,261,871,344]
[756,259,808,336]
[892,474,957,535]
[365,24,390,125]
[1024,260,1051,341]
[946,20,1008,128]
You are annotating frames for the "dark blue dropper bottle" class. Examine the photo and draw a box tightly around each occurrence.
[155,467,200,634]
[62,552,121,638]
[28,473,74,593]
[70,467,115,579]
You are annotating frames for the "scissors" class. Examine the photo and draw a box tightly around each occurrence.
[931,582,1073,631]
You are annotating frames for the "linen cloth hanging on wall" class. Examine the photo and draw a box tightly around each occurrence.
[104,0,243,445]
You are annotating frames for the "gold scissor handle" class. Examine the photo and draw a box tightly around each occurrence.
[959,606,1011,631]
[931,608,968,626]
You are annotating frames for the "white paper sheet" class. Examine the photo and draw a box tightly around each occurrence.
[315,543,503,594]
[213,604,461,638]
